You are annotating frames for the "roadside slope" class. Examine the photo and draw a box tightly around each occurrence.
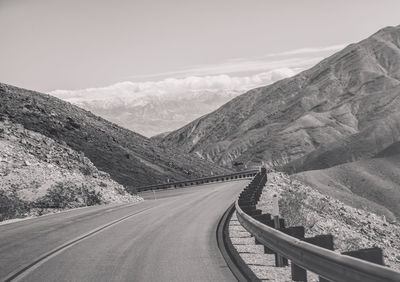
[258,172,400,271]
[294,154,400,221]
[0,118,141,221]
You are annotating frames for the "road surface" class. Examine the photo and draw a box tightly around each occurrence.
[0,180,248,282]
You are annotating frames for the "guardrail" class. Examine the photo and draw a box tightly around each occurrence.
[235,169,400,282]
[133,169,259,192]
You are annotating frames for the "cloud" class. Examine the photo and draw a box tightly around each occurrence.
[259,44,348,58]
[50,68,300,105]
[125,44,346,81]
[125,57,319,82]
[50,44,346,105]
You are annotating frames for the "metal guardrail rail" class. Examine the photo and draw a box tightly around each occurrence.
[235,170,400,282]
[134,169,259,192]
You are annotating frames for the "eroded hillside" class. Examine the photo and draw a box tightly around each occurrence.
[162,25,400,170]
[294,152,400,220]
[160,25,400,220]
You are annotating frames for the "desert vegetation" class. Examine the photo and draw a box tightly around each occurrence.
[0,181,104,221]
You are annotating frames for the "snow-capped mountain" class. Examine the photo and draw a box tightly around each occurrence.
[50,69,298,137]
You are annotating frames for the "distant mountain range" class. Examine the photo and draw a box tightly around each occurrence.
[161,25,400,220]
[50,69,297,137]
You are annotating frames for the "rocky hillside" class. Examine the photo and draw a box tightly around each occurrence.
[258,172,400,271]
[294,149,400,220]
[0,83,230,189]
[161,25,400,170]
[0,118,142,221]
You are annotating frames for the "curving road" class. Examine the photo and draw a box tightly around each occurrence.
[0,180,248,282]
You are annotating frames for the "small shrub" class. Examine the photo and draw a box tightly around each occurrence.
[34,181,102,209]
[80,185,102,206]
[34,182,77,208]
[0,190,30,221]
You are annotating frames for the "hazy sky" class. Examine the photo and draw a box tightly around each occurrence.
[1,0,400,92]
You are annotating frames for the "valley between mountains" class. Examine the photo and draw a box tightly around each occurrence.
[0,83,228,221]
[3,2,400,281]
[1,26,400,255]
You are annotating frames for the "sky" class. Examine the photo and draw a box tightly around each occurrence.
[1,0,400,92]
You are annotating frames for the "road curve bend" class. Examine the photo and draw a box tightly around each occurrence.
[0,180,248,282]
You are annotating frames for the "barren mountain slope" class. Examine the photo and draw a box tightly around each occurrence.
[294,157,400,221]
[0,119,142,221]
[293,142,400,221]
[0,83,230,189]
[161,25,400,170]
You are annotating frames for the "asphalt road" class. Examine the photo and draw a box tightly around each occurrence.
[0,180,248,282]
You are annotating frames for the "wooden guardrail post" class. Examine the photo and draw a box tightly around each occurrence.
[342,247,384,265]
[277,226,307,281]
[291,264,307,281]
[302,234,334,282]
[273,215,285,267]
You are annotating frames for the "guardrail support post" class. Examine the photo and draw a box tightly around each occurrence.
[292,264,308,281]
[284,226,307,281]
[341,247,384,265]
[303,235,334,282]
[273,215,285,267]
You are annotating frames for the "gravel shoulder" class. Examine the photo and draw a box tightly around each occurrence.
[229,212,319,281]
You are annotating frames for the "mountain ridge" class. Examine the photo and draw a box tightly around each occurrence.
[0,83,231,190]
[50,70,297,137]
[161,25,400,168]
[160,25,400,220]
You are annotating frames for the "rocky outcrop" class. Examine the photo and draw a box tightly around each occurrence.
[0,119,142,221]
